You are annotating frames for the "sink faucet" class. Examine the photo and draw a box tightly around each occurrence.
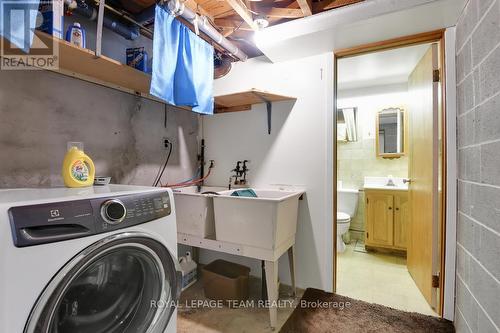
[241,160,250,184]
[386,175,396,186]
[229,160,250,189]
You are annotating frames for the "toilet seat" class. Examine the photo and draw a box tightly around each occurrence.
[337,212,350,223]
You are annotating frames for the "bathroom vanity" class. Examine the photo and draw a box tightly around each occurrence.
[364,177,409,252]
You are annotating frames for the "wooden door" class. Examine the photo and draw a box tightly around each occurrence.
[393,192,409,249]
[365,192,394,247]
[407,44,440,309]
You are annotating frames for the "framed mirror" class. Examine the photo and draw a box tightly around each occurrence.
[376,107,406,158]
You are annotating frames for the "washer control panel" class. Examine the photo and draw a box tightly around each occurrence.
[101,199,127,224]
[9,190,172,247]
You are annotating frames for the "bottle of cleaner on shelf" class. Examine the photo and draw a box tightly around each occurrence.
[65,22,86,48]
[62,142,95,188]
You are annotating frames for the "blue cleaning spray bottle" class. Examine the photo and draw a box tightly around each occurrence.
[65,22,86,48]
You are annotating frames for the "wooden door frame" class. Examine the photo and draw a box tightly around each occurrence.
[333,29,448,317]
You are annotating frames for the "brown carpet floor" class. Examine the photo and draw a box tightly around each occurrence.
[280,288,454,333]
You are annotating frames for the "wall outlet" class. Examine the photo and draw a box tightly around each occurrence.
[162,137,172,149]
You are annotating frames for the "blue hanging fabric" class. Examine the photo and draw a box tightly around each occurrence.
[173,21,198,108]
[0,0,40,53]
[150,6,180,106]
[150,5,214,115]
[184,27,214,115]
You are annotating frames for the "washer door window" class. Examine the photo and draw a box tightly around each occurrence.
[25,233,180,333]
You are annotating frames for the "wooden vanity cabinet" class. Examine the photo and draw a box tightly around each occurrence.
[365,189,409,251]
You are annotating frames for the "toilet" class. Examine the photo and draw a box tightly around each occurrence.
[337,188,359,252]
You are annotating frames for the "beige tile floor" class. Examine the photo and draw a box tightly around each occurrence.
[336,241,437,316]
[177,277,304,333]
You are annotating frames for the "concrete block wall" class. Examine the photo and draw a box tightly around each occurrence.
[455,0,500,332]
[0,69,199,188]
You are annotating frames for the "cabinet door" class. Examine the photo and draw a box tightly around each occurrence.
[365,193,394,247]
[394,192,409,249]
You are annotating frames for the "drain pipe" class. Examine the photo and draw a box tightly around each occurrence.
[73,5,140,40]
[161,0,248,61]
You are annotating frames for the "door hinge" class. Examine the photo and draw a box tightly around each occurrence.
[366,232,369,239]
[432,273,440,288]
[367,198,369,204]
[433,69,441,83]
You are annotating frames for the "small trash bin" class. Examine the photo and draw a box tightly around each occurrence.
[202,259,250,303]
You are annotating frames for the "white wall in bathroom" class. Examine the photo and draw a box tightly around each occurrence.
[200,54,335,291]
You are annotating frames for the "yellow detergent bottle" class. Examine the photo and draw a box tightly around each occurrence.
[62,142,95,188]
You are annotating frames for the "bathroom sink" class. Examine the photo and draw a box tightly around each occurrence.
[363,176,408,191]
[212,188,305,249]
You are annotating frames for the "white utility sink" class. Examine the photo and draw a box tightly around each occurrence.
[172,186,226,238]
[363,176,408,191]
[213,188,304,249]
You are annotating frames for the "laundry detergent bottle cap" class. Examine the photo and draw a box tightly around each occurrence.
[62,142,95,188]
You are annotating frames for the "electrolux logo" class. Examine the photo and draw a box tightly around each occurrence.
[1,0,59,70]
[48,208,63,222]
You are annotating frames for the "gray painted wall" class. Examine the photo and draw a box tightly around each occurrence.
[455,0,500,332]
[0,69,199,188]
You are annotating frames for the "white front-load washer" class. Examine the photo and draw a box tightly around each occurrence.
[0,185,181,333]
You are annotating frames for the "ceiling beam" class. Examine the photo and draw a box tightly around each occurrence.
[214,18,253,31]
[221,27,236,37]
[184,0,215,21]
[224,0,259,30]
[313,0,364,13]
[260,7,303,18]
[296,0,312,16]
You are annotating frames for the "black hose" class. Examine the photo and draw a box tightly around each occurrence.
[153,143,173,187]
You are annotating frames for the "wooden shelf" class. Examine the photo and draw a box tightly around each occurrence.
[214,89,296,113]
[18,32,158,101]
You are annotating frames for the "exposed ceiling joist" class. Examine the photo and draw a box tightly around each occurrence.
[214,18,253,31]
[221,27,236,37]
[261,7,303,18]
[224,0,259,30]
[296,0,312,16]
[183,0,215,21]
[313,0,364,13]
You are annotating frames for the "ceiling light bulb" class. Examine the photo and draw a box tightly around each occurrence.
[254,15,269,29]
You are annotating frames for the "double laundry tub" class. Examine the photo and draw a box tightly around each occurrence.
[173,186,303,250]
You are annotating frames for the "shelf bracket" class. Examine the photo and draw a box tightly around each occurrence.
[252,92,273,135]
[95,0,105,58]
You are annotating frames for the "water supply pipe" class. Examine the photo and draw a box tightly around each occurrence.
[165,164,214,188]
[160,0,248,61]
[74,0,248,60]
